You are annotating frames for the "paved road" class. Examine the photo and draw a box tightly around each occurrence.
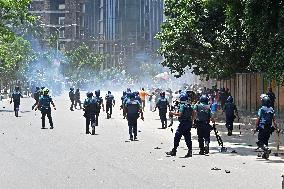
[0,92,283,189]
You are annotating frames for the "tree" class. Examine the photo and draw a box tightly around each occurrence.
[157,0,284,84]
[64,43,106,81]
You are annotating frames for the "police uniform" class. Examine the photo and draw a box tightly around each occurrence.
[83,96,98,135]
[105,93,114,118]
[194,102,211,154]
[69,89,75,111]
[39,95,54,129]
[75,89,82,109]
[156,97,169,128]
[224,100,237,135]
[125,99,141,140]
[256,106,275,147]
[32,88,40,110]
[174,103,193,153]
[94,96,103,126]
[11,90,23,117]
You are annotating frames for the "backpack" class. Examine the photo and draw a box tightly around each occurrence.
[179,104,193,121]
[259,107,274,128]
[196,104,210,122]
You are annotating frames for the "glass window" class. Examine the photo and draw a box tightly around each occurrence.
[59,17,65,25]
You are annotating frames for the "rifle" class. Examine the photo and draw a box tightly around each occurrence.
[212,124,227,152]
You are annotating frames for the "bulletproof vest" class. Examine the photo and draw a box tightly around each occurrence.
[106,94,114,104]
[127,100,140,115]
[225,102,235,117]
[40,96,52,108]
[158,98,168,110]
[84,98,98,113]
[259,106,274,128]
[179,104,193,121]
[12,92,21,102]
[196,104,210,122]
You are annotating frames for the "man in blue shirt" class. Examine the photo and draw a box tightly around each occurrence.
[10,86,23,117]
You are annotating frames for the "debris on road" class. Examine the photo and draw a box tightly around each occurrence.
[154,147,162,150]
[231,150,237,153]
[225,170,231,173]
[211,167,221,171]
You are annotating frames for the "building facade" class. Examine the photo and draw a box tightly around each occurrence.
[29,0,164,69]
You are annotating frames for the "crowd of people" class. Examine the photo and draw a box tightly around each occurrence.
[7,84,280,160]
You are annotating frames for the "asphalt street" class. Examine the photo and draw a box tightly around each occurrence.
[0,92,283,189]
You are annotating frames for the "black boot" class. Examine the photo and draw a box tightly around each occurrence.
[204,144,209,154]
[92,127,95,135]
[166,149,177,156]
[184,150,192,158]
[199,148,205,155]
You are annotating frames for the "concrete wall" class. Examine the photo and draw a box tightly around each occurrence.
[217,73,284,114]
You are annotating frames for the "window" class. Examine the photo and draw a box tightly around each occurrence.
[58,17,65,25]
[59,30,65,38]
[59,4,65,10]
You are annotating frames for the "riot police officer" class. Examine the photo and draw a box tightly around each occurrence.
[32,87,40,110]
[105,91,115,119]
[74,88,82,109]
[69,88,75,111]
[35,88,56,129]
[155,92,170,129]
[125,93,144,141]
[254,96,278,159]
[194,95,215,155]
[83,92,98,135]
[94,90,105,126]
[10,86,23,117]
[223,96,239,136]
[166,93,194,157]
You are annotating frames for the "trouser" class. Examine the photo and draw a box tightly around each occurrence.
[159,111,167,128]
[95,113,100,126]
[141,100,145,111]
[75,99,82,109]
[257,125,272,147]
[128,116,138,138]
[197,123,211,149]
[174,122,192,151]
[106,104,112,117]
[32,99,39,109]
[70,99,74,110]
[225,116,234,130]
[41,108,53,128]
[86,115,96,134]
[14,102,20,117]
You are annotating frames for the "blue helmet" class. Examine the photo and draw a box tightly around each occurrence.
[179,93,189,102]
[87,92,93,98]
[108,91,111,94]
[95,90,100,97]
[227,96,233,103]
[200,95,209,104]
[262,96,271,107]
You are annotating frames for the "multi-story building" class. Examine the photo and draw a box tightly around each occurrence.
[29,0,164,69]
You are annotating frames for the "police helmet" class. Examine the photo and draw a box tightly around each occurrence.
[200,95,209,104]
[36,87,40,90]
[70,87,74,91]
[95,90,100,97]
[262,96,271,107]
[41,86,45,90]
[227,96,233,103]
[108,91,111,94]
[123,91,126,96]
[179,93,189,102]
[43,88,49,95]
[15,86,20,91]
[127,88,131,92]
[87,92,93,98]
[160,92,165,97]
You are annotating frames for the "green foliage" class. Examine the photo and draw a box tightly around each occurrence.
[64,43,106,81]
[157,0,284,84]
